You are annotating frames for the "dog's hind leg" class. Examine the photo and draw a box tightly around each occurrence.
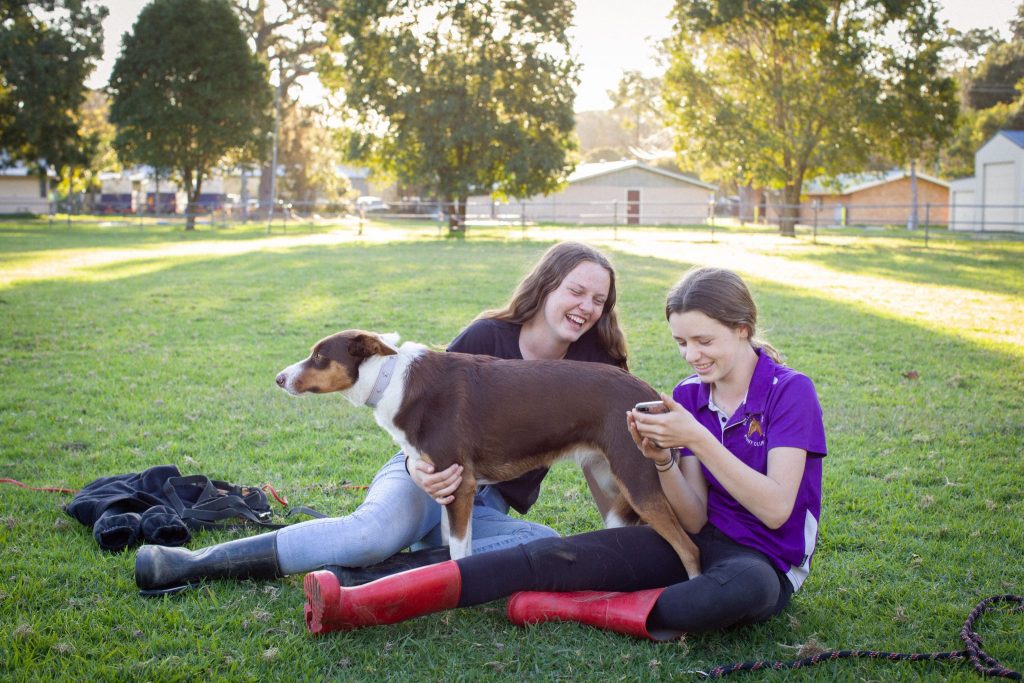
[633,498,702,579]
[444,469,477,560]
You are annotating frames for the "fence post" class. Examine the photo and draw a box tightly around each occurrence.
[520,200,526,234]
[924,203,930,248]
[813,199,819,244]
[709,195,716,243]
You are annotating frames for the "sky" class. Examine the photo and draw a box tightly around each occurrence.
[91,0,1018,112]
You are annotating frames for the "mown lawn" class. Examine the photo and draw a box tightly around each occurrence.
[1,218,1021,681]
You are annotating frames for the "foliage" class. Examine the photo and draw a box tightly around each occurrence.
[963,41,1024,112]
[607,70,664,150]
[574,111,632,161]
[54,89,119,200]
[0,0,106,174]
[940,99,1024,179]
[234,0,334,205]
[278,104,355,208]
[107,0,272,230]
[326,0,579,232]
[0,220,1022,681]
[939,2,1024,178]
[662,0,957,235]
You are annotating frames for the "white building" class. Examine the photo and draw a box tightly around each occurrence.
[0,163,52,214]
[949,131,1024,232]
[469,160,718,225]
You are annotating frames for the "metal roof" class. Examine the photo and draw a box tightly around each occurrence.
[803,169,949,196]
[997,130,1024,149]
[568,160,718,191]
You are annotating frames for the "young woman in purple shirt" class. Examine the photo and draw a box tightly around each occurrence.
[303,266,827,640]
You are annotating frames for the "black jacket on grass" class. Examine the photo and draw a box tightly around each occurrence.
[65,465,272,552]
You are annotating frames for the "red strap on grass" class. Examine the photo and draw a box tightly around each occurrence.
[260,482,289,507]
[0,478,78,494]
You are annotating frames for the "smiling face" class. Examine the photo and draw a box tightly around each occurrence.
[668,310,754,387]
[535,260,611,346]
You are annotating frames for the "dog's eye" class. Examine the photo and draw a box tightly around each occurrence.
[312,353,322,363]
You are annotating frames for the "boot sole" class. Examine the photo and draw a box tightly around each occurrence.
[304,570,343,635]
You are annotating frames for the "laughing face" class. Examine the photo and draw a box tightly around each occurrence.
[538,260,610,346]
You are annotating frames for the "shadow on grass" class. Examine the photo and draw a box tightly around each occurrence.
[0,217,353,255]
[776,238,1024,297]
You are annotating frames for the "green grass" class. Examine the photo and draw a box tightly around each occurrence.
[1,218,1021,681]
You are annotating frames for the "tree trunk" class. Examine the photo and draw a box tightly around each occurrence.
[447,197,467,234]
[184,169,202,231]
[258,160,273,214]
[778,183,801,237]
[240,168,251,222]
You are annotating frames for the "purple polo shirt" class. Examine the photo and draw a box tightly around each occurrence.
[673,350,827,591]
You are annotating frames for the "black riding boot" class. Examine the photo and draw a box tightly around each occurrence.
[135,532,282,596]
[325,546,452,587]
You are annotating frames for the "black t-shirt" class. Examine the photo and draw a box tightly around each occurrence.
[446,318,624,513]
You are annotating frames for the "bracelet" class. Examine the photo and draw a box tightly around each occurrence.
[655,454,676,472]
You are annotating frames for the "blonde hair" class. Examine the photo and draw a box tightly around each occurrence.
[664,266,782,363]
[480,242,628,368]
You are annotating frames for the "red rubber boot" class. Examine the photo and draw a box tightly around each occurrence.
[506,589,681,641]
[304,560,462,635]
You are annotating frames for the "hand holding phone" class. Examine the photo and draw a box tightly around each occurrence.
[633,400,667,414]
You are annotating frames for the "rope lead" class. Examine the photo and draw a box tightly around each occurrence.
[705,594,1022,679]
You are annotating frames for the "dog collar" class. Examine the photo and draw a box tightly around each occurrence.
[365,355,398,408]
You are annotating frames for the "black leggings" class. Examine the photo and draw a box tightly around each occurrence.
[457,524,793,633]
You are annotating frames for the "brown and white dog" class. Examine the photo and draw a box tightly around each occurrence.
[275,329,701,579]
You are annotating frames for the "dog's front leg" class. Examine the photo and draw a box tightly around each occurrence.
[444,468,477,560]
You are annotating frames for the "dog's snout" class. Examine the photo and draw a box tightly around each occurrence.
[275,372,286,387]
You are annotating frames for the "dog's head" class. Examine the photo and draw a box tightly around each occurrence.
[275,330,399,396]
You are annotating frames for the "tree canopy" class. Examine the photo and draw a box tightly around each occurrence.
[663,0,957,234]
[108,0,271,229]
[940,2,1024,178]
[0,0,106,175]
[234,0,334,207]
[326,0,578,231]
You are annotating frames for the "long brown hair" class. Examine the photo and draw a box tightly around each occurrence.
[664,266,782,363]
[480,242,628,367]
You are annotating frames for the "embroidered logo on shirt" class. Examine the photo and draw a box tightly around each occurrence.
[744,415,766,447]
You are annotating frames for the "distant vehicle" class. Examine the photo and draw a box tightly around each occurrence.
[356,196,389,212]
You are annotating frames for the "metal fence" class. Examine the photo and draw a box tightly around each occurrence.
[3,196,1023,239]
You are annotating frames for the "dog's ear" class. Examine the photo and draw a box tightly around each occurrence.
[348,332,398,358]
[379,332,400,350]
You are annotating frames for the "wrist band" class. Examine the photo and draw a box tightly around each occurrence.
[655,454,676,472]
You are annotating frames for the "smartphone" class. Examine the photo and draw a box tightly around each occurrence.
[634,400,667,414]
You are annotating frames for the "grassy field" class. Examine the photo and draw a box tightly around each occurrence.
[1,218,1021,681]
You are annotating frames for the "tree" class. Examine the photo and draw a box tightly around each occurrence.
[234,0,334,208]
[0,0,106,178]
[278,104,355,209]
[326,0,579,232]
[108,0,272,229]
[663,0,957,235]
[608,70,663,150]
[939,2,1024,178]
[56,89,119,204]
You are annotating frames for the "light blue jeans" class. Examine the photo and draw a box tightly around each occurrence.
[275,453,559,574]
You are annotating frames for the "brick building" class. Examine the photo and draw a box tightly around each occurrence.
[800,170,949,227]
